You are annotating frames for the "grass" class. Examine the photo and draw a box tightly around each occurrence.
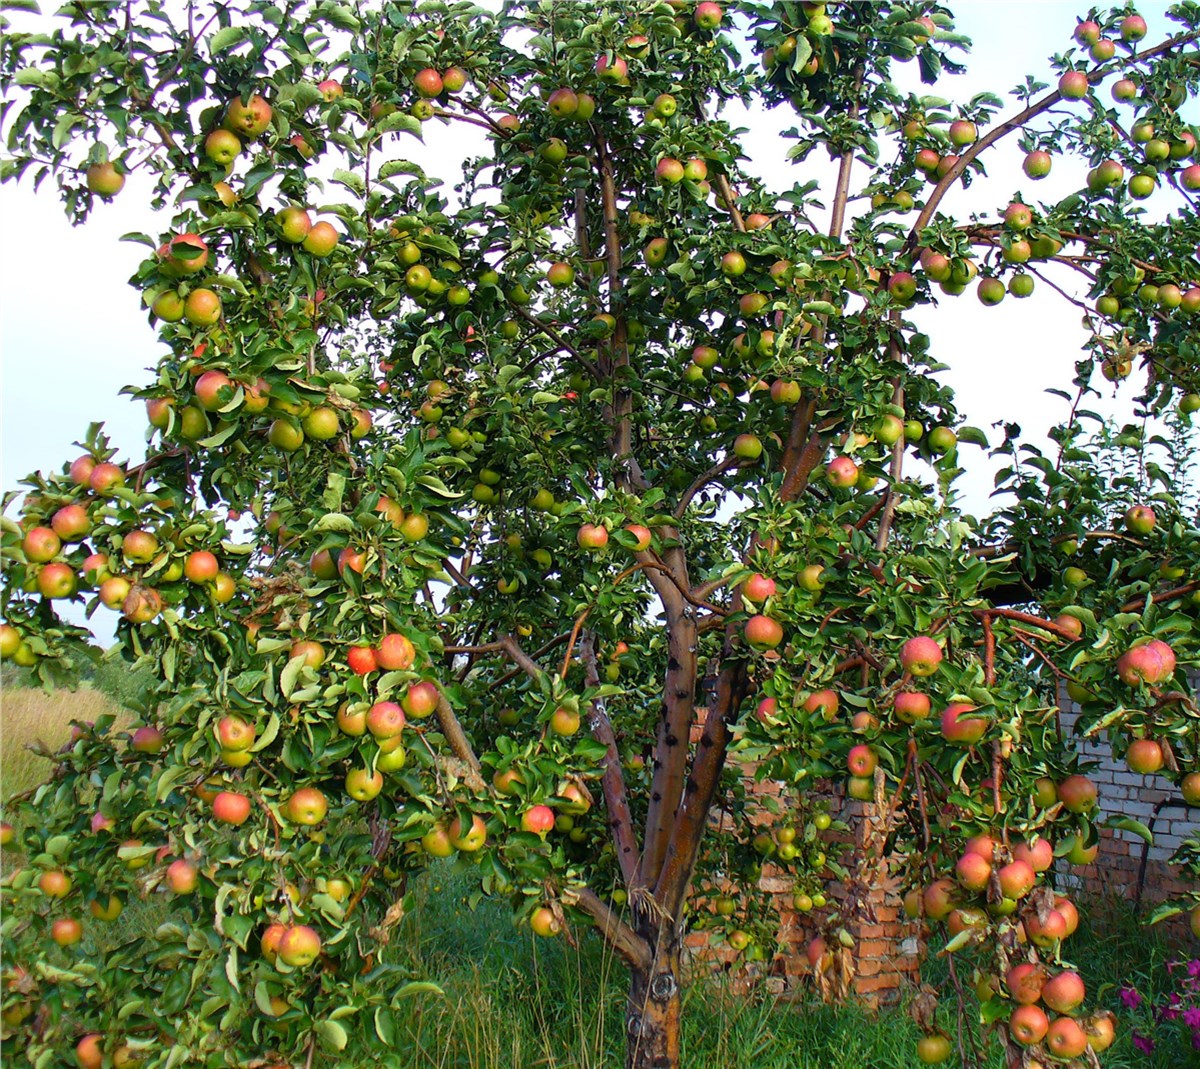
[1,673,1194,1068]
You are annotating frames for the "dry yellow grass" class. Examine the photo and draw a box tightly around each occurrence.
[1,683,126,798]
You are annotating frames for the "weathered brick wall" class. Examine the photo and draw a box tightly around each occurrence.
[1059,680,1199,906]
[682,706,922,1004]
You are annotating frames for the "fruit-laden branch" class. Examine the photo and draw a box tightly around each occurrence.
[562,886,653,971]
[596,134,642,491]
[583,637,640,889]
[907,27,1200,246]
[652,656,749,922]
[505,301,602,382]
[1123,580,1200,613]
[875,365,905,551]
[972,607,1086,644]
[498,634,549,682]
[714,173,747,233]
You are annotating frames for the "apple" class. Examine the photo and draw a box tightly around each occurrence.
[213,791,251,825]
[940,702,986,745]
[577,523,609,549]
[1065,832,1098,865]
[89,894,123,921]
[1073,19,1100,44]
[847,744,877,777]
[303,221,339,256]
[684,157,707,181]
[521,805,555,836]
[1006,961,1047,1004]
[955,850,991,892]
[184,288,222,326]
[623,524,652,552]
[1125,504,1156,534]
[343,645,376,676]
[215,715,254,752]
[204,128,241,166]
[1126,737,1163,774]
[921,878,957,921]
[825,455,859,487]
[86,160,125,196]
[449,813,487,851]
[744,614,783,650]
[184,550,219,583]
[99,576,132,609]
[130,725,164,753]
[900,635,942,676]
[1009,1004,1049,1046]
[948,120,976,146]
[345,766,384,801]
[165,232,209,275]
[165,858,198,894]
[548,705,580,735]
[1058,70,1089,99]
[1181,772,1200,805]
[1056,774,1096,813]
[996,860,1035,900]
[720,250,746,276]
[291,639,326,668]
[277,206,312,244]
[366,700,406,739]
[279,924,321,967]
[887,271,917,302]
[284,787,328,825]
[413,67,444,98]
[1012,836,1053,872]
[595,53,628,83]
[1120,13,1147,41]
[35,561,77,601]
[546,262,575,288]
[1116,639,1175,685]
[50,504,90,542]
[1025,908,1067,947]
[1083,1012,1116,1053]
[1022,150,1051,178]
[733,434,763,461]
[530,906,561,937]
[23,526,61,563]
[1054,895,1080,936]
[893,691,931,723]
[223,93,272,137]
[76,1034,105,1069]
[401,681,439,719]
[915,1035,951,1064]
[804,689,838,720]
[1112,77,1138,102]
[695,1,723,29]
[336,702,367,736]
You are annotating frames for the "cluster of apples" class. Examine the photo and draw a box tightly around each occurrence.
[0,457,245,660]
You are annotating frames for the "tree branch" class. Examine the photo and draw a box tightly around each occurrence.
[563,886,653,971]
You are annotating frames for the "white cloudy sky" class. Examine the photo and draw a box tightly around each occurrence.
[1,1,1194,519]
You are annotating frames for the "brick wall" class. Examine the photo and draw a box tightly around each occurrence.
[1059,679,1199,906]
[682,707,922,1004]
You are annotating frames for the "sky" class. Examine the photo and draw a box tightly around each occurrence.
[1,2,1195,525]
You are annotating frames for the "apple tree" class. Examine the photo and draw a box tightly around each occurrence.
[1,2,1199,1067]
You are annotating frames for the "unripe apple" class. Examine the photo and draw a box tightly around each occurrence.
[345,766,384,801]
[547,87,578,118]
[887,271,917,303]
[1124,504,1156,534]
[733,433,763,461]
[86,160,125,196]
[204,128,242,166]
[720,250,747,276]
[1112,77,1138,102]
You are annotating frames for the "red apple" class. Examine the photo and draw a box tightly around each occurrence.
[900,636,942,676]
[1056,774,1097,813]
[166,858,198,894]
[366,700,406,739]
[376,632,416,670]
[1005,962,1046,1004]
[212,791,252,825]
[1126,737,1164,774]
[744,614,783,650]
[1009,1004,1049,1046]
[278,924,322,967]
[1041,970,1085,1014]
[401,680,439,719]
[577,523,609,550]
[894,691,931,723]
[742,573,776,602]
[283,787,328,825]
[847,744,877,777]
[940,702,986,745]
[521,804,555,836]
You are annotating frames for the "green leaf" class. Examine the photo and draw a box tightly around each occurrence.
[377,111,423,138]
[374,1007,397,1045]
[315,1019,349,1052]
[957,425,989,447]
[251,713,280,752]
[315,512,355,532]
[51,112,85,151]
[378,160,426,181]
[1105,815,1153,845]
[280,653,307,699]
[209,26,249,52]
[414,474,467,498]
[332,168,366,196]
[391,981,444,1004]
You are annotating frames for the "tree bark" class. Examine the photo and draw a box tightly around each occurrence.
[624,941,683,1069]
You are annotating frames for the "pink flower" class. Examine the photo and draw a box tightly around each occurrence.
[1120,986,1143,1010]
[1132,1032,1156,1055]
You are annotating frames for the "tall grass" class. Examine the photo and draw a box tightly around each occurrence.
[0,675,1191,1067]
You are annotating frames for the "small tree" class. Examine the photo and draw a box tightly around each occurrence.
[1,2,1199,1067]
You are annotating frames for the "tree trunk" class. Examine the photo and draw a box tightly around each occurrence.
[624,943,682,1069]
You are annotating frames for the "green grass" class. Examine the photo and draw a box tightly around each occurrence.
[1,675,1193,1067]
